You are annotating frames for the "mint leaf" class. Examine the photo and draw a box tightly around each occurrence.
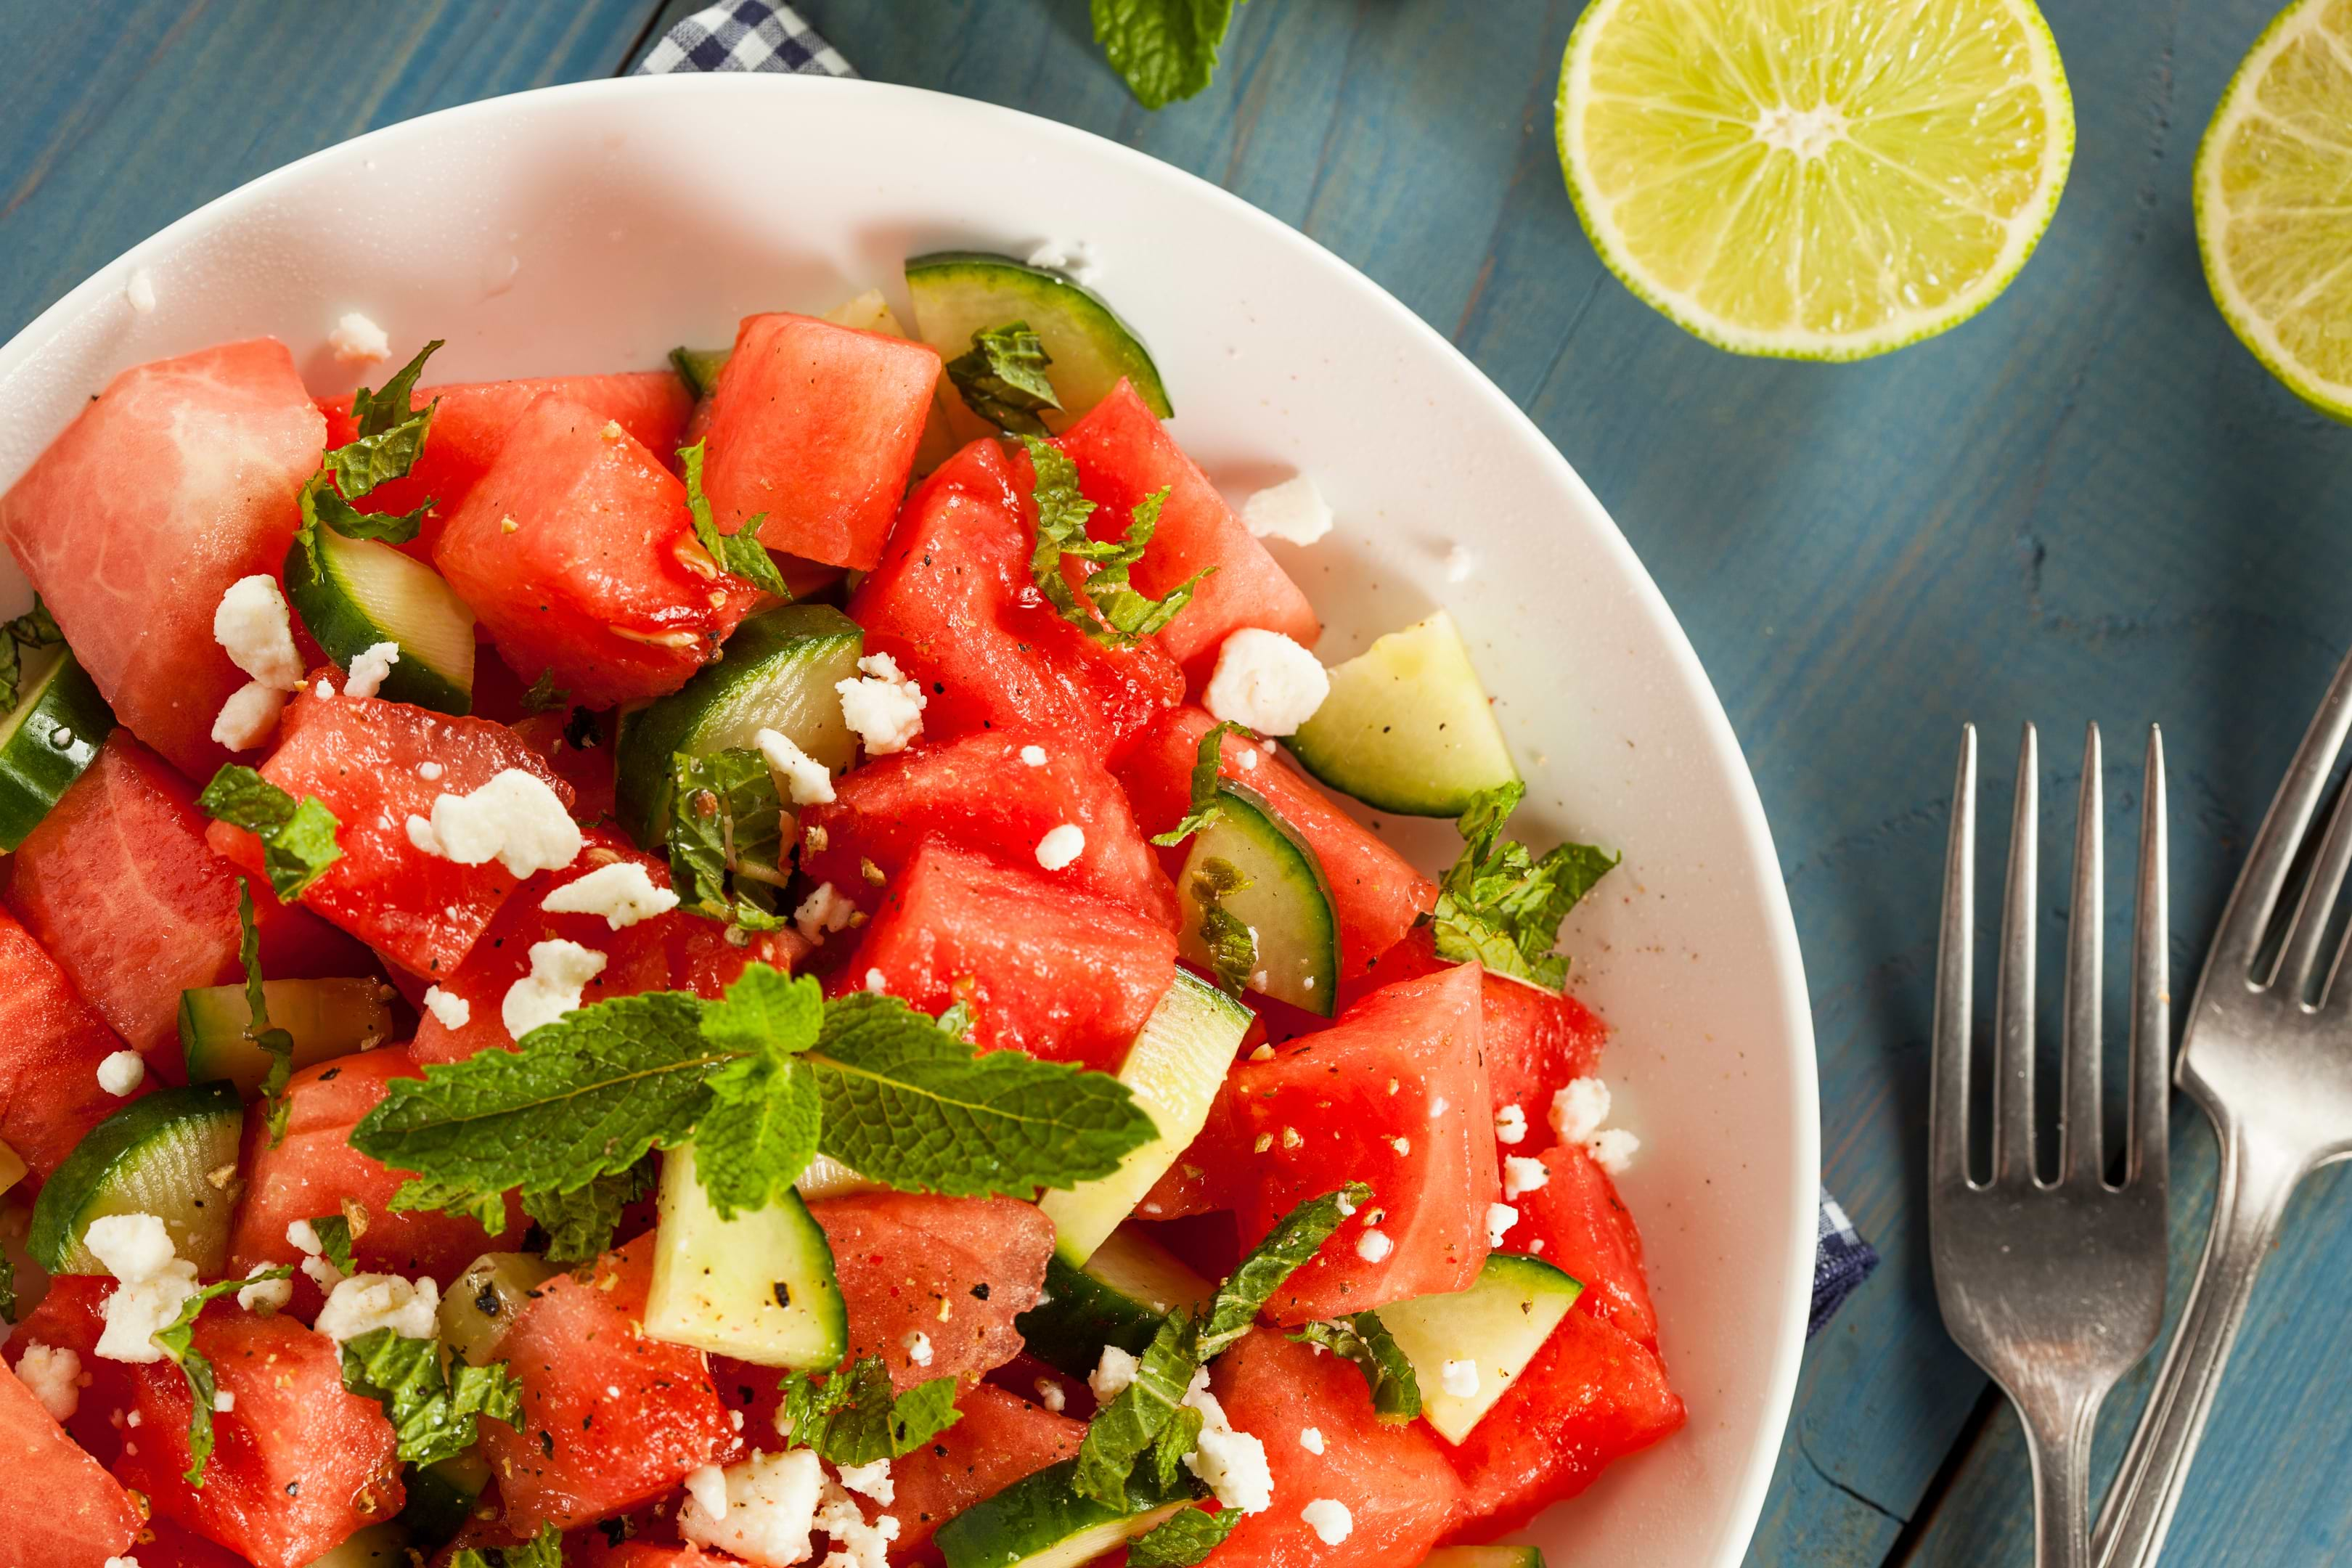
[298,470,430,550]
[780,1355,963,1464]
[1150,722,1249,846]
[678,439,789,598]
[1429,781,1618,992]
[1289,1310,1420,1422]
[200,766,343,901]
[1077,489,1209,640]
[1091,0,1244,110]
[234,883,296,1139]
[1020,438,1204,644]
[1199,1182,1371,1357]
[305,1212,356,1275]
[809,992,1156,1198]
[1128,1506,1242,1567]
[946,322,1061,436]
[339,1326,522,1468]
[156,1267,293,1486]
[385,1177,510,1236]
[349,340,443,443]
[1146,1401,1205,1495]
[452,1524,562,1568]
[522,1162,650,1265]
[666,748,789,930]
[1074,1307,1201,1508]
[1190,856,1256,998]
[701,963,822,1058]
[521,668,568,714]
[1024,437,1100,631]
[670,346,730,399]
[695,968,826,1217]
[0,595,64,716]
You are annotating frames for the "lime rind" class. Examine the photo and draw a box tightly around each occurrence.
[1556,0,2076,362]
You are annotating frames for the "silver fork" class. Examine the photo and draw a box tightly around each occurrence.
[1931,722,2171,1568]
[2094,648,2352,1568]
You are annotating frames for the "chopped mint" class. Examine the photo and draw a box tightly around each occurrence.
[1127,1505,1243,1566]
[666,747,790,931]
[1428,781,1618,991]
[340,1326,523,1468]
[1190,856,1257,999]
[1289,1310,1421,1421]
[1021,438,1206,645]
[1150,721,1250,846]
[945,321,1061,436]
[305,1212,356,1275]
[199,767,343,902]
[678,438,789,598]
[234,883,296,1141]
[0,1251,15,1325]
[520,668,568,713]
[780,1355,963,1465]
[451,1524,563,1568]
[157,1267,294,1486]
[0,595,65,716]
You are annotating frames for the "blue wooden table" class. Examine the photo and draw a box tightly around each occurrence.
[7,1,2351,1561]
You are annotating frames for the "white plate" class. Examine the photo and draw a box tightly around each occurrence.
[0,75,1818,1567]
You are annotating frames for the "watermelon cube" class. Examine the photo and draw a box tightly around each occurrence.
[872,1383,1085,1556]
[809,1191,1055,1392]
[701,311,942,570]
[846,438,1183,763]
[0,1355,143,1568]
[434,395,759,709]
[5,1278,128,1465]
[1515,1142,1659,1345]
[0,905,146,1176]
[0,339,324,780]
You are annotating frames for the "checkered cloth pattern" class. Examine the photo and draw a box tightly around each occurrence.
[635,0,1879,1339]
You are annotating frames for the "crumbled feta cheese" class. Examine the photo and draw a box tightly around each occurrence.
[16,1344,81,1422]
[1026,239,1102,285]
[420,986,470,1031]
[341,640,401,698]
[1355,1229,1392,1264]
[863,967,887,995]
[237,1262,292,1314]
[1588,1127,1641,1175]
[1429,1095,1450,1119]
[1240,475,1334,546]
[1503,1155,1549,1199]
[1444,543,1477,582]
[902,1331,933,1368]
[682,1463,730,1523]
[285,1218,323,1255]
[542,860,679,929]
[1090,1344,1138,1404]
[1179,1373,1273,1514]
[1018,744,1048,767]
[213,1390,234,1413]
[754,727,837,806]
[314,1274,440,1344]
[406,769,584,878]
[105,1558,144,1568]
[315,677,335,700]
[680,1447,824,1567]
[1495,1103,1528,1145]
[125,269,157,314]
[328,311,391,364]
[86,1214,176,1286]
[212,681,289,751]
[1550,1077,1612,1145]
[1299,1426,1325,1455]
[1390,1136,1411,1156]
[1486,1202,1519,1248]
[814,1469,900,1568]
[1334,1191,1356,1217]
[835,1456,894,1504]
[1035,1378,1067,1413]
[1034,823,1085,872]
[96,1050,145,1097]
[793,882,858,944]
[418,761,444,780]
[1203,629,1328,737]
[89,1216,197,1364]
[1440,1360,1481,1397]
[214,576,304,690]
[502,939,608,1040]
[1302,1498,1354,1545]
[287,1218,346,1293]
[835,652,926,756]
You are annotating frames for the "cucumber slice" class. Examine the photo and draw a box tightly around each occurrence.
[180,978,396,1097]
[303,1522,409,1567]
[905,251,1172,426]
[795,1153,879,1202]
[396,1453,490,1552]
[0,1138,23,1199]
[1418,1549,1548,1567]
[1016,1225,1214,1379]
[284,528,477,715]
[934,1457,1194,1568]
[644,1143,848,1369]
[1038,971,1252,1262]
[439,1251,559,1367]
[1378,1253,1583,1443]
[29,1083,245,1276]
[671,346,730,399]
[0,646,113,852]
[1175,781,1339,1016]
[1287,611,1519,817]
[614,603,864,845]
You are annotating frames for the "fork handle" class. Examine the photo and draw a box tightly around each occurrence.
[2092,1126,2306,1568]
[2020,1388,2102,1568]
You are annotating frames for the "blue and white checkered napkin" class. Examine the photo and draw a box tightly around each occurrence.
[637,0,1879,1338]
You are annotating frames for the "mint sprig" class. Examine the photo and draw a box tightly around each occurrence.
[1128,1506,1243,1567]
[158,1267,295,1486]
[340,1327,523,1467]
[293,340,445,554]
[1090,0,1244,110]
[1289,1311,1421,1422]
[1189,857,1256,999]
[1427,781,1619,992]
[523,1163,650,1265]
[234,883,297,1140]
[696,965,823,1219]
[678,440,789,599]
[945,322,1061,436]
[780,1355,962,1465]
[1149,722,1250,847]
[1021,438,1206,645]
[200,766,343,901]
[666,748,789,931]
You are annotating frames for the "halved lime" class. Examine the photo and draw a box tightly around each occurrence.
[1558,0,2075,359]
[2197,0,2352,420]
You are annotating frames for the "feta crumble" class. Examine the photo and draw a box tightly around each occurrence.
[902,1331,933,1368]
[1355,1228,1393,1264]
[16,1343,81,1423]
[542,860,679,929]
[1239,475,1334,546]
[1089,1344,1139,1404]
[814,1469,900,1568]
[418,761,444,780]
[793,882,859,944]
[214,575,304,690]
[756,727,837,806]
[1203,629,1328,737]
[502,939,608,1040]
[1302,1498,1355,1545]
[1429,1095,1450,1119]
[1503,1154,1550,1199]
[1298,1426,1325,1455]
[1026,239,1102,285]
[315,1274,440,1345]
[212,681,289,751]
[420,986,471,1032]
[341,640,401,698]
[125,269,157,314]
[1550,1077,1612,1145]
[834,1456,894,1504]
[680,1447,825,1567]
[213,1390,234,1413]
[1495,1103,1528,1145]
[1035,1378,1067,1413]
[96,1050,145,1097]
[88,1214,197,1365]
[1034,823,1085,871]
[1444,543,1477,582]
[835,652,926,756]
[1179,1371,1273,1514]
[328,311,392,365]
[237,1262,293,1314]
[1440,1359,1481,1397]
[1019,744,1048,767]
[1588,1127,1641,1175]
[682,1463,730,1523]
[1486,1201,1519,1249]
[406,769,584,878]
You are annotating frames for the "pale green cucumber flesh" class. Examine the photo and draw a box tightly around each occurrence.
[284,528,476,714]
[439,1252,559,1367]
[794,1153,880,1202]
[0,647,114,852]
[614,603,864,844]
[302,1522,410,1567]
[1016,1226,1215,1379]
[1039,970,1251,1262]
[1418,1549,1548,1567]
[643,1144,848,1369]
[1289,610,1520,817]
[934,1457,1194,1568]
[180,977,396,1097]
[1378,1252,1583,1443]
[1176,781,1340,1016]
[905,251,1172,425]
[29,1083,245,1275]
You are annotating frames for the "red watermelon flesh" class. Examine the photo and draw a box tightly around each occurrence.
[0,904,146,1175]
[1117,707,1434,976]
[846,438,1183,763]
[873,1383,1086,1557]
[9,730,370,1066]
[1201,1325,1467,1567]
[205,674,574,979]
[115,1306,404,1568]
[5,1278,128,1464]
[509,706,618,823]
[848,840,1177,1074]
[1049,380,1320,685]
[318,368,693,558]
[0,339,324,780]
[809,1191,1055,1392]
[1514,1143,1659,1345]
[483,1236,734,1535]
[701,311,942,570]
[433,394,759,709]
[0,1356,143,1568]
[804,729,1177,931]
[1226,963,1493,1322]
[134,1516,254,1568]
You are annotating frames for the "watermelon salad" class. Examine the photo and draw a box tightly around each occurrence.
[0,253,1683,1568]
